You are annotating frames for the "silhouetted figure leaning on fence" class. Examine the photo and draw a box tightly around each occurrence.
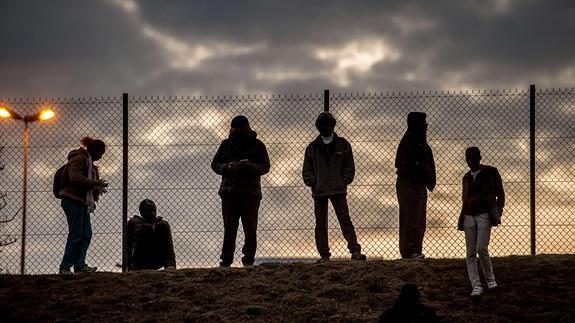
[378,283,440,323]
[126,199,176,271]
[395,112,436,260]
[458,147,504,297]
[302,112,366,262]
[211,115,270,267]
[58,137,108,274]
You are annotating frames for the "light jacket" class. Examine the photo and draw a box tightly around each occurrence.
[302,133,355,198]
[457,165,505,230]
[59,148,102,205]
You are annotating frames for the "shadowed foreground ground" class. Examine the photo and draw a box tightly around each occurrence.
[1,255,574,322]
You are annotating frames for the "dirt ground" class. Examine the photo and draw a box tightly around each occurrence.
[1,254,574,322]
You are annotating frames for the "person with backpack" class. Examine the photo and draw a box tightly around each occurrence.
[58,137,107,274]
[458,147,505,297]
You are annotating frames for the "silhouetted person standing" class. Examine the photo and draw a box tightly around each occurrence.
[458,147,504,297]
[59,137,108,274]
[378,283,440,322]
[395,112,436,259]
[211,115,270,267]
[302,112,366,262]
[126,199,176,271]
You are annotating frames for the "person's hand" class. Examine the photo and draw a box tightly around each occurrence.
[237,159,250,169]
[165,266,176,271]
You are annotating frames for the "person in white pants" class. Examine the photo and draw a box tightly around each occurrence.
[457,147,505,297]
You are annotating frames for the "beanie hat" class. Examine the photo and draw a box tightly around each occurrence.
[230,115,250,128]
[139,199,156,211]
[315,111,337,129]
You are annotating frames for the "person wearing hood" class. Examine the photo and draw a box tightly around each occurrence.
[395,112,436,260]
[302,112,366,262]
[58,137,108,274]
[211,115,270,267]
[126,199,176,271]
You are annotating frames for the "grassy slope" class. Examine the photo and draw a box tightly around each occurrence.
[1,255,574,322]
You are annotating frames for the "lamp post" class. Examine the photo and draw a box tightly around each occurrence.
[0,105,55,274]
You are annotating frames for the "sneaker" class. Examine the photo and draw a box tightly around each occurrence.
[316,257,330,263]
[219,262,231,268]
[58,267,73,275]
[408,253,425,260]
[242,262,254,267]
[351,252,367,261]
[487,281,498,290]
[470,285,484,297]
[74,265,97,273]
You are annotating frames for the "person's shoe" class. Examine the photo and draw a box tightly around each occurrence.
[351,252,367,261]
[487,281,498,290]
[408,253,425,260]
[470,285,484,297]
[219,262,231,268]
[58,267,73,275]
[242,262,254,267]
[316,257,330,263]
[74,265,97,273]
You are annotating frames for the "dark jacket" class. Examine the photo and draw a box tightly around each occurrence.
[211,130,270,199]
[302,133,355,198]
[59,148,102,204]
[457,165,505,230]
[395,130,436,191]
[126,215,176,271]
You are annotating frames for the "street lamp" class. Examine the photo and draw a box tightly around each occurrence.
[0,105,55,274]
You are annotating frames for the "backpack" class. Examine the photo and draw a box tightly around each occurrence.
[53,164,67,199]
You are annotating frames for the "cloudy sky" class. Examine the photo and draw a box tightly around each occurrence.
[1,0,575,98]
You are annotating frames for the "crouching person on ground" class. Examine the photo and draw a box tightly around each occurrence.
[126,199,176,271]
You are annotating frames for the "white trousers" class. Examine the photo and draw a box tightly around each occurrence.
[464,213,496,288]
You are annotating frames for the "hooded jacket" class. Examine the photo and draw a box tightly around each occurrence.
[395,116,436,191]
[457,165,505,230]
[211,129,270,199]
[302,133,355,198]
[59,148,102,204]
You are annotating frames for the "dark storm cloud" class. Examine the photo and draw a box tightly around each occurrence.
[2,0,574,97]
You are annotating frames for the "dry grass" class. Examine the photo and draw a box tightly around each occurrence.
[1,255,574,322]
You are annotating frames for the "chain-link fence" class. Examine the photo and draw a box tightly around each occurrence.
[0,88,573,274]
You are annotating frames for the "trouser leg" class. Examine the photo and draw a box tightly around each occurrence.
[314,197,331,258]
[220,196,240,265]
[476,213,495,284]
[397,180,427,258]
[60,199,86,269]
[155,221,176,269]
[464,215,481,288]
[74,208,92,270]
[240,197,260,264]
[330,195,361,254]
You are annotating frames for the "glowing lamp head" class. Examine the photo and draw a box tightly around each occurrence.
[38,109,55,121]
[0,107,12,118]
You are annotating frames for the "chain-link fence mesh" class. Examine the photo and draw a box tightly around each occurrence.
[0,88,573,274]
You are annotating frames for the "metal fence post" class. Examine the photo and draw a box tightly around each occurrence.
[529,84,536,255]
[324,89,330,112]
[122,93,129,271]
